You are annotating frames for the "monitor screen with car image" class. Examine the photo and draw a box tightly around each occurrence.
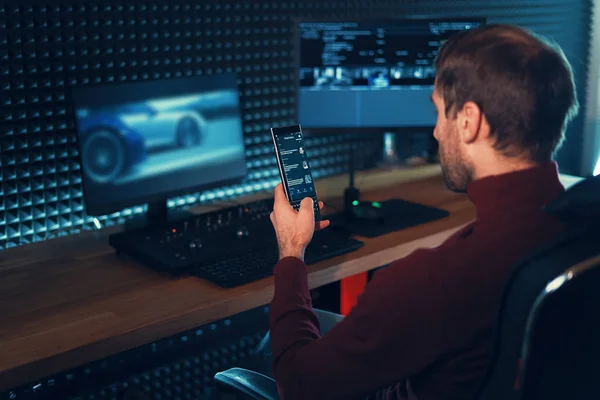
[72,73,247,224]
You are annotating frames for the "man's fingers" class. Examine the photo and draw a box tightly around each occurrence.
[318,201,324,211]
[316,219,330,231]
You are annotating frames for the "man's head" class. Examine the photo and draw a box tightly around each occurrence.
[431,24,579,192]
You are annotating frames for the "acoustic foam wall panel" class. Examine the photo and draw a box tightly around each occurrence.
[2,305,271,399]
[0,1,593,250]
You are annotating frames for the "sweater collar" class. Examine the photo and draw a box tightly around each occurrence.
[466,162,564,220]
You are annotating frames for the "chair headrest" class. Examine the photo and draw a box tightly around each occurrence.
[544,175,600,221]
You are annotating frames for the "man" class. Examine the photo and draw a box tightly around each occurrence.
[268,25,579,400]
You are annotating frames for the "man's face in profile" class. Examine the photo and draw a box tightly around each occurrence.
[431,89,472,193]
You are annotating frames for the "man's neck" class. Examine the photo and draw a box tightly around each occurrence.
[466,161,562,221]
[472,157,541,181]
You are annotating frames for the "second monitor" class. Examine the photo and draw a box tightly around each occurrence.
[297,18,485,129]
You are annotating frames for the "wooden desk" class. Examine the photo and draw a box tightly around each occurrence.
[0,166,476,391]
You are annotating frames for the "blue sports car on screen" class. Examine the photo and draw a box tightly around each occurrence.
[77,102,207,184]
[77,113,147,184]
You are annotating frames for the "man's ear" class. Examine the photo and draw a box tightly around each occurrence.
[457,101,483,144]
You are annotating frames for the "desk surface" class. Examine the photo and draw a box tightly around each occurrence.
[0,165,483,390]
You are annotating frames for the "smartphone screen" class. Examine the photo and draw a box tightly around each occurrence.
[271,125,321,221]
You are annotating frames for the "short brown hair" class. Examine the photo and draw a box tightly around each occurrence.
[434,24,579,162]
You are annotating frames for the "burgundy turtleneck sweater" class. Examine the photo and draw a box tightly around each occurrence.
[268,163,565,400]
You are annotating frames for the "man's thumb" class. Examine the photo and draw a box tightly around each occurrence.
[299,197,314,217]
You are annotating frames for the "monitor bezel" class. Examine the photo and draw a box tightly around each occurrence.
[71,73,248,217]
[293,15,487,134]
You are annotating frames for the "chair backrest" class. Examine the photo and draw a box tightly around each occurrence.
[477,175,600,400]
[520,254,600,399]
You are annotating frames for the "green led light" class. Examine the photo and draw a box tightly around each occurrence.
[352,200,359,206]
[372,202,382,208]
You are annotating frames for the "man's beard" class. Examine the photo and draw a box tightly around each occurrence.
[439,128,472,193]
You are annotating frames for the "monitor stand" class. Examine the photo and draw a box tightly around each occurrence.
[124,200,194,231]
[326,143,449,238]
[379,132,403,167]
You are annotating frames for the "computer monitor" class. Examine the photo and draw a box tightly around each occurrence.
[72,73,247,222]
[296,18,485,130]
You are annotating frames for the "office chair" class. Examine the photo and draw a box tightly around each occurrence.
[215,175,600,400]
[476,174,600,400]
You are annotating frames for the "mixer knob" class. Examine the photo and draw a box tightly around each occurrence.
[235,226,249,238]
[187,239,202,249]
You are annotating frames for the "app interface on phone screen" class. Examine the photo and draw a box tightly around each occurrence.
[276,131,316,202]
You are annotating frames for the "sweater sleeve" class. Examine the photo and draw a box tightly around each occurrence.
[269,250,446,400]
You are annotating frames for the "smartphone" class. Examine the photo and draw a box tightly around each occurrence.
[271,124,322,221]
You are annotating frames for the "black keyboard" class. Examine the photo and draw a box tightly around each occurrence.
[110,198,364,288]
[189,229,363,287]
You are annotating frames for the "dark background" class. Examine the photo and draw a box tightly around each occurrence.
[0,0,594,250]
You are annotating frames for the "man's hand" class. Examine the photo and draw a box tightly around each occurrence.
[270,184,330,261]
